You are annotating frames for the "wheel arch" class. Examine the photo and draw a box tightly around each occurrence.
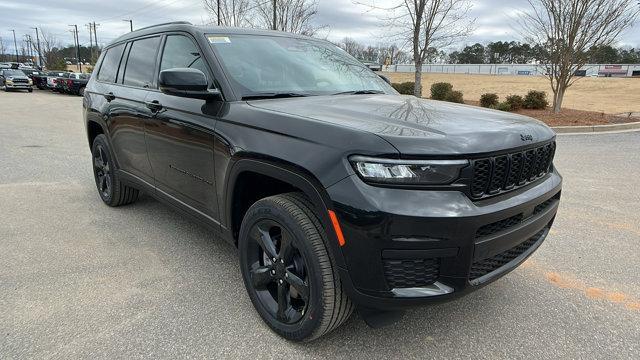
[86,119,105,149]
[224,158,347,269]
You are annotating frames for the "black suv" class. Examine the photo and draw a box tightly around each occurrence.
[83,22,562,341]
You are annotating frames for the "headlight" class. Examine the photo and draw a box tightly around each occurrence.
[28,79,33,85]
[6,79,13,84]
[350,156,468,185]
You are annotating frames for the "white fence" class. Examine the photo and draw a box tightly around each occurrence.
[383,63,640,77]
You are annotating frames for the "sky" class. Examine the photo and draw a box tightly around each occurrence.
[1,0,639,55]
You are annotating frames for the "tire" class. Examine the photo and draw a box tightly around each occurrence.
[28,88,33,93]
[91,134,139,207]
[78,87,85,96]
[238,193,353,341]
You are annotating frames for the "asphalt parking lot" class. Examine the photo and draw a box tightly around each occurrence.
[1,90,639,359]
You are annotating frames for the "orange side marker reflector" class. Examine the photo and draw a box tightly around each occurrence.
[328,210,346,247]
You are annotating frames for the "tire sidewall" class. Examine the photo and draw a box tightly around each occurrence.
[239,199,326,341]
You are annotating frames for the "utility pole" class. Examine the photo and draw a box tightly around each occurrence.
[24,35,33,63]
[68,24,81,72]
[217,0,221,25]
[93,22,100,54]
[86,23,93,64]
[32,27,42,68]
[123,19,133,32]
[10,29,18,63]
[272,0,277,30]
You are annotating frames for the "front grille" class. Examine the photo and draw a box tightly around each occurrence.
[470,142,555,198]
[469,228,546,281]
[12,78,28,84]
[476,214,524,239]
[475,195,558,239]
[383,258,440,289]
[534,197,555,215]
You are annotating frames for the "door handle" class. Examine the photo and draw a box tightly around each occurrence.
[103,92,115,101]
[146,100,163,113]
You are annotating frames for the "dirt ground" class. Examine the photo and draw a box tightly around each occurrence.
[463,100,637,127]
[384,72,640,115]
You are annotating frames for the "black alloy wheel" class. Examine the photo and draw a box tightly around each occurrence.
[93,143,113,200]
[239,193,354,341]
[247,219,310,324]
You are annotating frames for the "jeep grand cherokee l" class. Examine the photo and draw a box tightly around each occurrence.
[83,22,562,341]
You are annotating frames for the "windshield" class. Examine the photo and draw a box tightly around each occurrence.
[207,34,395,98]
[4,70,26,76]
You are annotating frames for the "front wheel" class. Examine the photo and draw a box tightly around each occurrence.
[238,193,353,341]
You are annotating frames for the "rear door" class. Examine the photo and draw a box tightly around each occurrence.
[100,36,161,184]
[145,33,222,223]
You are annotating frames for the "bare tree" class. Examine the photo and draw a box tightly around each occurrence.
[255,0,321,35]
[359,0,474,96]
[519,0,639,113]
[341,37,365,58]
[39,29,63,69]
[203,0,253,26]
[0,37,6,62]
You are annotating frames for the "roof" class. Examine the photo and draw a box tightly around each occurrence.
[108,21,314,48]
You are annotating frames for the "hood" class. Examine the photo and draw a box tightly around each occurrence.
[248,94,556,156]
[8,75,29,80]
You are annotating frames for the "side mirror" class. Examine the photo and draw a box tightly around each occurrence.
[378,74,391,85]
[159,68,221,100]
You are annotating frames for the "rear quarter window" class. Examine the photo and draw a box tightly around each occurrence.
[97,43,125,83]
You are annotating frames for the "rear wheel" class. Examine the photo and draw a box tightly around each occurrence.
[238,193,353,341]
[91,134,139,206]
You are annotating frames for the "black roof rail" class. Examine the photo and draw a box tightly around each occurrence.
[134,21,192,32]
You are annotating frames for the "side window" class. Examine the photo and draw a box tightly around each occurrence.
[97,44,125,83]
[160,35,209,80]
[123,36,161,88]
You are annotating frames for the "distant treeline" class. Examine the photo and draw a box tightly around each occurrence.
[448,42,640,65]
[0,45,100,69]
[338,38,640,65]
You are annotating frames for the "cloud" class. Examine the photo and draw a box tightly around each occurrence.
[1,0,638,54]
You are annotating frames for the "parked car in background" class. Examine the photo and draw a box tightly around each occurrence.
[32,72,50,90]
[362,61,382,71]
[20,69,42,82]
[46,72,70,91]
[62,73,90,95]
[0,69,33,92]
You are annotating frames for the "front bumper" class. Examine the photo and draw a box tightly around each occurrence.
[5,83,32,89]
[326,168,562,310]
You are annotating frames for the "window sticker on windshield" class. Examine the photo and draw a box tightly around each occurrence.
[207,36,231,44]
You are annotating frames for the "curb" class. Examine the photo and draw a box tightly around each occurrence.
[552,121,640,134]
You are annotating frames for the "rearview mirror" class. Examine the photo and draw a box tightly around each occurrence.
[159,68,221,100]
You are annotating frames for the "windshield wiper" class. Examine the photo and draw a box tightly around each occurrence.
[332,90,385,95]
[242,92,310,100]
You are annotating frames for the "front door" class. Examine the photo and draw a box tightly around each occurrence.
[145,34,222,223]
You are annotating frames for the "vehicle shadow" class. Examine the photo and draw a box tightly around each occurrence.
[119,192,518,353]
